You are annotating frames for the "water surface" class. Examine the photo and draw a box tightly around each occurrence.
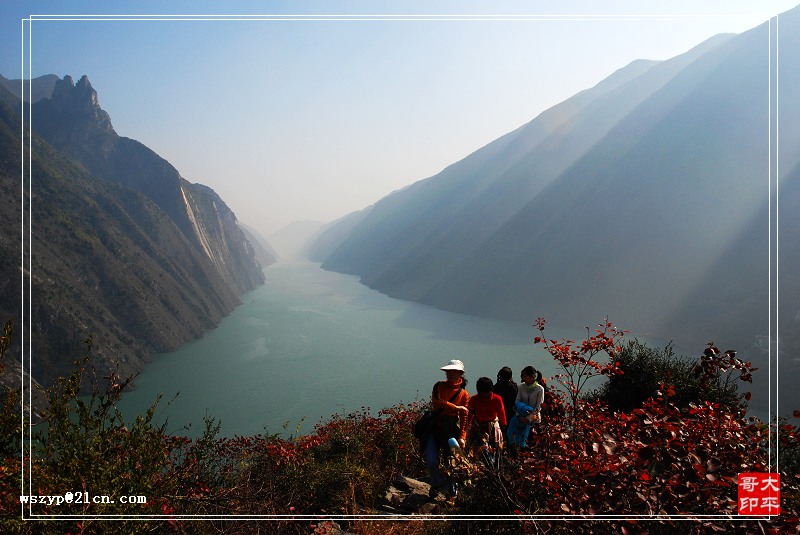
[118,261,589,437]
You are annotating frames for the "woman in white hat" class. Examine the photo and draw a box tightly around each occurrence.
[423,359,470,498]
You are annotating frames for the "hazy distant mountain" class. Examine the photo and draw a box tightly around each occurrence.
[0,73,59,103]
[313,8,800,414]
[321,34,732,299]
[269,220,325,261]
[0,76,264,387]
[306,206,372,263]
[239,223,279,268]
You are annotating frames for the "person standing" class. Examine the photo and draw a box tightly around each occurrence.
[467,377,507,468]
[507,401,536,458]
[493,366,517,438]
[467,377,507,438]
[424,359,470,498]
[516,366,544,416]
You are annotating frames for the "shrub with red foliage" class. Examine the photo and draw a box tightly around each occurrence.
[160,402,425,519]
[533,317,626,427]
[491,319,800,534]
[1,319,797,534]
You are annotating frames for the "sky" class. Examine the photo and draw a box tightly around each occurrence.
[1,1,798,237]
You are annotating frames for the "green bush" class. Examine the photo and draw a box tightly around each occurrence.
[586,338,739,412]
[1,322,795,534]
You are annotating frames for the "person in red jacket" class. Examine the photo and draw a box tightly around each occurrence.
[424,359,470,499]
[466,377,507,456]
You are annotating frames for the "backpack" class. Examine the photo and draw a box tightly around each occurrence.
[413,385,463,440]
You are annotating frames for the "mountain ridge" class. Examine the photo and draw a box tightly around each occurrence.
[319,32,737,302]
[311,12,799,414]
[0,76,266,389]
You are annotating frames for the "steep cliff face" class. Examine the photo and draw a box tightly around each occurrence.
[31,75,264,297]
[0,77,264,388]
[181,181,265,294]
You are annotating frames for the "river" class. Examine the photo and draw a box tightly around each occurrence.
[116,261,577,438]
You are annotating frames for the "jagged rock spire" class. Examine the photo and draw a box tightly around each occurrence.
[46,74,114,134]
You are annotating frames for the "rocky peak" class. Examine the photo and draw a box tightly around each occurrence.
[32,74,117,167]
[44,74,114,136]
[31,73,264,298]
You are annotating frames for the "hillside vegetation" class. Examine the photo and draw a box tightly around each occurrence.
[0,76,270,391]
[1,319,797,534]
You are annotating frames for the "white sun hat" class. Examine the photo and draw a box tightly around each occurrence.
[440,359,465,372]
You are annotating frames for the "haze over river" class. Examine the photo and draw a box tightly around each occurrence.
[117,261,648,438]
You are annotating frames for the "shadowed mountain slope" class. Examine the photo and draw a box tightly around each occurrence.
[0,77,264,387]
[314,9,800,414]
[320,34,734,302]
[31,75,264,295]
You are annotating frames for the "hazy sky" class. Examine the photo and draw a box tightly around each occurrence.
[2,1,797,236]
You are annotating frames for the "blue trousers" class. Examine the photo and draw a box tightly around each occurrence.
[424,433,448,489]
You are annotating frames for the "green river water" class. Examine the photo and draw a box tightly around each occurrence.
[116,261,607,437]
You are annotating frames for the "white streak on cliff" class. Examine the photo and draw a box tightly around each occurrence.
[180,183,215,261]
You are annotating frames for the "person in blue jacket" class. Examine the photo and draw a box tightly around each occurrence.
[507,401,536,458]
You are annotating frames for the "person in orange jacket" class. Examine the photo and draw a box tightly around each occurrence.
[424,359,470,498]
